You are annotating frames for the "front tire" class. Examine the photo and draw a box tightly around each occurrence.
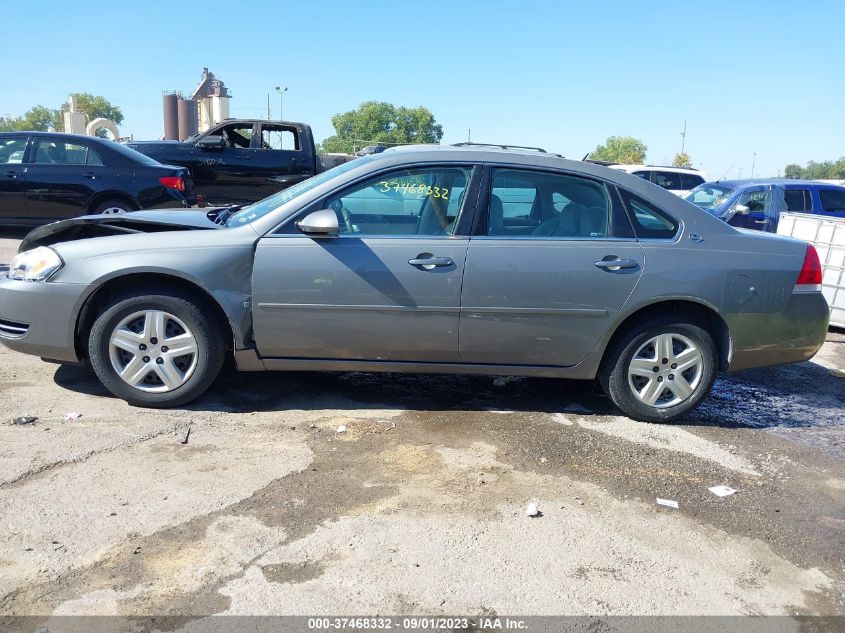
[88,291,225,407]
[599,317,717,423]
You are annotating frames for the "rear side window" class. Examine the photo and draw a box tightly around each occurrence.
[680,173,704,190]
[652,171,681,190]
[620,190,679,239]
[489,169,611,239]
[632,170,652,181]
[784,189,812,212]
[819,189,845,212]
[32,139,103,166]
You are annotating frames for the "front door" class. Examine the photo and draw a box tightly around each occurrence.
[459,167,644,367]
[252,164,479,361]
[726,185,781,232]
[24,137,105,221]
[0,135,30,222]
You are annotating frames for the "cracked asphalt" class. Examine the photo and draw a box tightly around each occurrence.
[0,231,844,627]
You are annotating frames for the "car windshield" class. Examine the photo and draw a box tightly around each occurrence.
[684,183,735,212]
[225,156,372,227]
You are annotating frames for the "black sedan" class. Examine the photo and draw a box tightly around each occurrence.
[0,132,195,225]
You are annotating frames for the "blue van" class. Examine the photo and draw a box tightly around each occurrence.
[684,179,845,232]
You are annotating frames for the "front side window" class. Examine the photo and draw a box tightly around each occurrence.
[680,173,704,190]
[219,123,254,149]
[32,139,103,166]
[488,169,611,238]
[323,165,472,236]
[620,190,679,239]
[0,137,27,164]
[819,188,845,212]
[653,171,681,190]
[784,189,811,212]
[736,189,771,213]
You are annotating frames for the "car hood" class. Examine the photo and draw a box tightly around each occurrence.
[19,209,224,252]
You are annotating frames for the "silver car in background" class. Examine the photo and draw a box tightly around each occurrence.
[0,146,829,422]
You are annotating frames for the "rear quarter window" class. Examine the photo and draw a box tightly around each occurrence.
[819,188,845,212]
[680,173,704,190]
[619,190,679,239]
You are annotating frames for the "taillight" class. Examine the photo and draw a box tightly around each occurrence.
[159,176,185,192]
[794,244,822,292]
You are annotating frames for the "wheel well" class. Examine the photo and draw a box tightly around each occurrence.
[88,193,138,213]
[75,273,233,360]
[602,300,731,372]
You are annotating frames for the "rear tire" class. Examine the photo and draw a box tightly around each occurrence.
[88,291,225,408]
[599,317,717,423]
[93,198,137,215]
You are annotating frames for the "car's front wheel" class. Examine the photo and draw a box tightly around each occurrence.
[599,317,717,422]
[88,291,225,407]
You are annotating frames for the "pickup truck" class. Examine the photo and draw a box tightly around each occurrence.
[127,119,351,205]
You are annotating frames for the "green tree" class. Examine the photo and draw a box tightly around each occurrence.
[320,101,443,154]
[590,136,647,164]
[782,158,845,180]
[58,93,124,135]
[783,163,802,179]
[672,152,692,168]
[0,105,59,132]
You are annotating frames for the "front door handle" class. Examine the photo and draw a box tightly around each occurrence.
[3,171,18,178]
[594,258,639,270]
[81,172,96,179]
[753,219,768,224]
[408,256,454,269]
[235,156,252,160]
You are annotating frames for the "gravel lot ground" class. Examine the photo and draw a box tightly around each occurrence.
[0,230,843,624]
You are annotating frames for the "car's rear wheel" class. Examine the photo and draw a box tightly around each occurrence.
[88,291,225,407]
[94,198,137,215]
[599,317,717,422]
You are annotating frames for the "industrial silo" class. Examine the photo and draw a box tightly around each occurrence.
[162,93,179,140]
[177,98,198,141]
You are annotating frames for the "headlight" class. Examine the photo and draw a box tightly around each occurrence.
[8,247,63,281]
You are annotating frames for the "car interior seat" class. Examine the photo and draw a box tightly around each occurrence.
[488,194,504,234]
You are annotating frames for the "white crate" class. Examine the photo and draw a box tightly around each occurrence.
[777,212,845,328]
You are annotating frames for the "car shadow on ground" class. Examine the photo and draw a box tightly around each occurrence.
[52,354,843,432]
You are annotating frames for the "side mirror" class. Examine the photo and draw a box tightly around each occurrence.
[196,136,225,150]
[734,204,750,215]
[296,209,339,236]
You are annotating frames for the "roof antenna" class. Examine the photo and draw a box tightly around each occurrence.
[717,164,735,181]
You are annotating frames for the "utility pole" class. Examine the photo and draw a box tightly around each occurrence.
[751,152,756,179]
[738,167,743,179]
[467,128,471,142]
[266,94,271,120]
[680,120,687,154]
[275,86,288,121]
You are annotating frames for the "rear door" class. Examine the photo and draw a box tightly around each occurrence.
[25,137,106,221]
[459,167,644,367]
[252,163,479,361]
[251,123,312,197]
[0,135,30,222]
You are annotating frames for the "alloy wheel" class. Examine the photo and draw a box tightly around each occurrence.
[627,332,704,409]
[108,310,199,393]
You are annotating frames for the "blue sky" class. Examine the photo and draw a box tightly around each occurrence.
[2,0,843,179]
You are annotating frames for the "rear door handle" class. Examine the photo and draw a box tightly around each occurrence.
[594,258,639,270]
[82,172,96,179]
[408,256,454,269]
[235,156,252,160]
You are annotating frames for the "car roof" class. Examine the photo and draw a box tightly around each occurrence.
[0,130,112,144]
[608,164,703,174]
[712,178,845,190]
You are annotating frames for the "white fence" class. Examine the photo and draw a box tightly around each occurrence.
[777,212,845,328]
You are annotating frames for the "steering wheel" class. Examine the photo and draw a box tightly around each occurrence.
[340,205,355,233]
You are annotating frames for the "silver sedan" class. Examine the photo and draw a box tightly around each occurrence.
[0,146,829,422]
